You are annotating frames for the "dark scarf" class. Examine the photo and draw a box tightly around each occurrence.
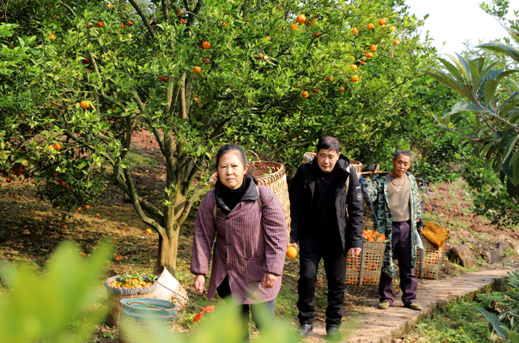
[215,177,251,214]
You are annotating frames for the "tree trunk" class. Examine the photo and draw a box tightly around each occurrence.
[156,229,180,278]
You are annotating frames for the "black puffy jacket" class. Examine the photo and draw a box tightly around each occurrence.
[289,154,364,252]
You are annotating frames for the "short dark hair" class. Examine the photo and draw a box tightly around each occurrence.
[316,136,340,153]
[215,144,257,183]
[393,150,412,162]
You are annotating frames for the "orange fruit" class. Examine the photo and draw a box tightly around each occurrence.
[290,23,298,30]
[326,77,334,82]
[351,64,358,71]
[204,58,210,64]
[313,32,319,37]
[107,3,111,7]
[366,52,373,58]
[146,228,152,234]
[106,211,110,215]
[53,142,62,150]
[96,213,100,217]
[312,88,318,94]
[128,21,134,26]
[265,36,271,39]
[202,41,210,49]
[97,22,104,28]
[63,225,67,229]
[81,252,87,257]
[85,205,90,210]
[254,53,264,60]
[286,246,297,258]
[393,40,400,45]
[115,255,122,260]
[367,23,374,30]
[351,75,359,82]
[378,18,387,26]
[120,23,126,28]
[302,91,309,98]
[193,97,199,102]
[352,27,358,35]
[338,87,345,92]
[78,207,82,212]
[52,173,58,177]
[390,26,396,32]
[193,66,201,73]
[370,45,377,52]
[180,18,186,24]
[296,14,306,24]
[222,22,227,27]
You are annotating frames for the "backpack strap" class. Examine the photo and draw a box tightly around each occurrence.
[344,166,351,198]
[344,166,351,216]
[213,185,263,223]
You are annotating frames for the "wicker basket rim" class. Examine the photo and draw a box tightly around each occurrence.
[105,275,157,295]
[209,161,286,188]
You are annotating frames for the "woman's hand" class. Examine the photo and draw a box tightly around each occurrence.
[350,247,362,257]
[194,274,206,294]
[262,272,278,289]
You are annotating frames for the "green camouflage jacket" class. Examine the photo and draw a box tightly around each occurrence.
[362,173,423,276]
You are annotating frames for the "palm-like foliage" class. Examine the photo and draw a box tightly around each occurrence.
[423,27,519,199]
[478,269,519,342]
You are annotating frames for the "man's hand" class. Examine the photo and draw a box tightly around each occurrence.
[288,242,298,250]
[262,272,278,289]
[363,164,379,173]
[193,274,205,294]
[350,247,362,257]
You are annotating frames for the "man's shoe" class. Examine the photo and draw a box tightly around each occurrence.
[378,301,391,310]
[298,323,313,337]
[325,326,342,341]
[405,302,423,311]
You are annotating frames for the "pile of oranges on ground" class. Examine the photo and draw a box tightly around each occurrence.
[363,229,386,242]
[109,272,156,288]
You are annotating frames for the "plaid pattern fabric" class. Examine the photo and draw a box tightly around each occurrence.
[191,186,287,304]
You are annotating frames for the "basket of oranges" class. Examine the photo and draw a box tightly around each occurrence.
[345,229,388,286]
[105,272,158,326]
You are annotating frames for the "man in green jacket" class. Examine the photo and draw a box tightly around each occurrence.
[362,150,424,311]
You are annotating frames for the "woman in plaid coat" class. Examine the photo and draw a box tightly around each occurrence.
[191,144,287,339]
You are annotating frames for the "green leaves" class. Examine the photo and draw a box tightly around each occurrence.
[0,241,112,343]
[478,41,519,64]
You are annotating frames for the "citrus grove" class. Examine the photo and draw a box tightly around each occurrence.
[0,0,441,276]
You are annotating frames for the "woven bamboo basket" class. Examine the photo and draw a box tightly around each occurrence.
[104,276,156,326]
[345,241,386,286]
[302,152,363,175]
[119,298,183,343]
[209,160,291,237]
[417,236,444,279]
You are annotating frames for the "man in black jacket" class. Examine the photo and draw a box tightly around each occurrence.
[289,136,364,340]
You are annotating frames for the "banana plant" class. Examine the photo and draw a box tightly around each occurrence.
[422,28,519,199]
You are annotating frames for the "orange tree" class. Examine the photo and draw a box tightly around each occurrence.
[0,0,435,275]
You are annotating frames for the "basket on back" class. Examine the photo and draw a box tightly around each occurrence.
[302,152,363,175]
[209,160,291,237]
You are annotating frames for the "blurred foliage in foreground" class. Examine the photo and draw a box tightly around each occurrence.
[0,240,302,342]
[0,241,112,342]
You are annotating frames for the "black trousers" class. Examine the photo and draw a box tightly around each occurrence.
[297,234,346,327]
[217,276,276,342]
